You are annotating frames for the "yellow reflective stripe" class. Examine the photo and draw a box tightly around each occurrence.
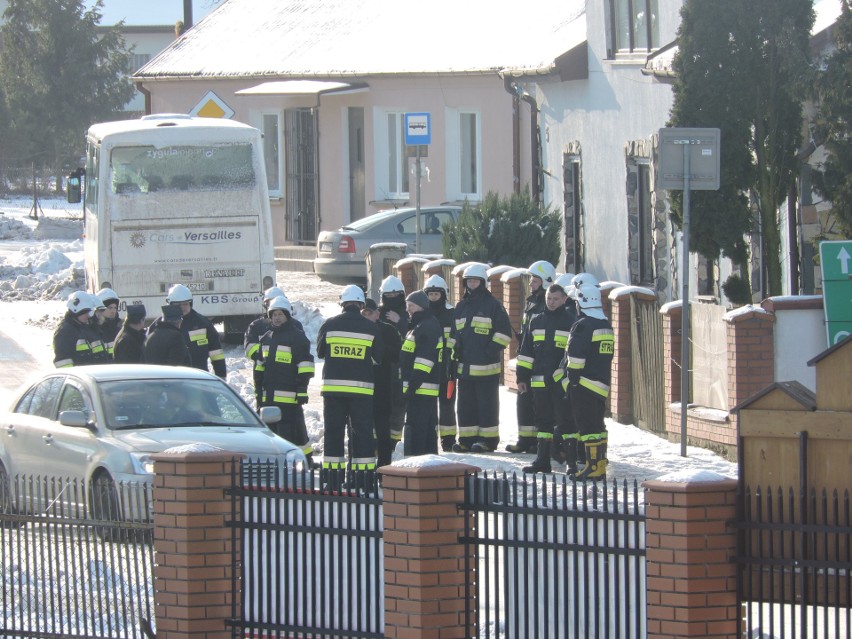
[470,317,493,328]
[210,350,225,361]
[516,357,534,370]
[592,329,615,341]
[537,432,554,440]
[297,362,315,374]
[351,460,376,471]
[55,359,74,368]
[552,370,565,382]
[455,319,466,330]
[273,390,298,404]
[401,339,415,353]
[533,334,545,342]
[414,356,434,370]
[255,363,266,371]
[492,332,511,346]
[246,343,259,359]
[300,443,314,455]
[580,377,610,397]
[327,336,374,347]
[469,363,501,376]
[567,356,585,369]
[322,458,347,469]
[91,342,105,354]
[321,384,374,395]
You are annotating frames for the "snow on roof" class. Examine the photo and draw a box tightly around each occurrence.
[659,300,683,313]
[724,304,773,322]
[487,265,516,278]
[394,256,430,268]
[653,469,732,484]
[452,262,487,275]
[609,285,656,300]
[391,454,461,469]
[500,268,530,282]
[135,0,587,79]
[421,259,456,271]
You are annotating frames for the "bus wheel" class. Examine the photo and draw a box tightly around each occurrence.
[223,315,253,343]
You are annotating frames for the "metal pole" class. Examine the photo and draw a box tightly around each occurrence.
[415,145,422,254]
[680,145,691,457]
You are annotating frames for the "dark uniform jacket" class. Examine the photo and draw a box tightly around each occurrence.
[399,309,442,398]
[150,309,226,377]
[379,295,409,337]
[516,305,575,389]
[563,315,615,398]
[258,321,314,405]
[53,313,109,368]
[144,322,192,367]
[450,286,512,379]
[98,316,122,358]
[112,325,146,364]
[317,306,383,396]
[429,298,455,382]
[372,319,402,407]
[245,314,304,375]
[518,288,546,342]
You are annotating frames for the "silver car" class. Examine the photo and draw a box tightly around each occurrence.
[313,206,461,283]
[0,364,306,519]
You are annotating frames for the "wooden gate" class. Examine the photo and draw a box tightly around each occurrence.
[629,296,665,433]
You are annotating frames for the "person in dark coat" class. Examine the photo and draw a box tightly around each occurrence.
[361,298,401,468]
[144,305,191,367]
[423,275,457,452]
[113,304,147,364]
[377,275,408,446]
[53,291,109,368]
[95,288,123,358]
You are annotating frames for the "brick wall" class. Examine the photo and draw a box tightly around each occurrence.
[725,309,775,410]
[502,275,524,390]
[610,293,633,423]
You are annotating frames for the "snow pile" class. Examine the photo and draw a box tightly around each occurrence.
[0,240,85,301]
[0,218,33,240]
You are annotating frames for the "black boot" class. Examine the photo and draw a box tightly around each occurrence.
[506,436,535,453]
[320,467,346,493]
[522,440,552,473]
[440,435,457,452]
[551,437,566,464]
[563,439,578,475]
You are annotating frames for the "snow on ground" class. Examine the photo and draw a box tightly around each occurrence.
[0,196,737,484]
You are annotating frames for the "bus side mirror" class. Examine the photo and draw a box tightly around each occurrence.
[66,168,84,204]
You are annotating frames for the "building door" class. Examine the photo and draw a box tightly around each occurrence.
[348,107,366,221]
[284,108,318,244]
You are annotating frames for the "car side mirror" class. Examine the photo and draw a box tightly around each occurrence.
[59,410,94,430]
[66,168,84,204]
[259,406,281,425]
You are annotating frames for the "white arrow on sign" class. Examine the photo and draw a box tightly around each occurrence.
[838,246,851,275]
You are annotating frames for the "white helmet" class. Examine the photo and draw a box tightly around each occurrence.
[66,291,96,315]
[572,272,600,290]
[528,260,556,285]
[266,295,293,317]
[263,286,285,302]
[340,284,366,305]
[96,287,120,306]
[380,275,405,295]
[423,274,449,294]
[553,273,575,292]
[166,283,193,304]
[462,263,488,282]
[576,285,607,320]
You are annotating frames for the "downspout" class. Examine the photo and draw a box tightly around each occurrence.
[502,75,521,194]
[503,78,542,204]
[135,82,152,116]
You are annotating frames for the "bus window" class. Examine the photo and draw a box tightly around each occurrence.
[85,145,99,217]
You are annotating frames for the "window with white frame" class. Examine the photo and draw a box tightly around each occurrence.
[445,108,481,201]
[261,112,281,194]
[387,112,409,198]
[606,0,659,57]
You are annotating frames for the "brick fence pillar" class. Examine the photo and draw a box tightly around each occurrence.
[501,271,525,390]
[151,449,241,639]
[380,460,479,639]
[725,307,775,412]
[644,475,740,639]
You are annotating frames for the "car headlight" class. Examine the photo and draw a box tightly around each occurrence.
[129,453,155,475]
[285,450,307,474]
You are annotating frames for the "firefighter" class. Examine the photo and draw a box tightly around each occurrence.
[449,263,512,453]
[53,291,109,367]
[423,274,457,452]
[316,284,384,492]
[506,260,556,454]
[551,272,581,465]
[113,304,147,364]
[258,295,315,465]
[245,286,304,408]
[361,298,401,468]
[399,290,442,456]
[563,285,614,480]
[95,288,122,358]
[148,284,226,378]
[378,275,408,447]
[144,305,192,367]
[516,282,577,473]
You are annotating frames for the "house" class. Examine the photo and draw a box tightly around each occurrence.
[132,0,590,248]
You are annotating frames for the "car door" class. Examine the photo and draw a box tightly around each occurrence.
[41,379,100,486]
[396,208,457,255]
[3,376,65,478]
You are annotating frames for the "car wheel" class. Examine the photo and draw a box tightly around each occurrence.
[89,472,126,542]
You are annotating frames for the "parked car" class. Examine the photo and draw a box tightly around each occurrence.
[313,205,461,283]
[0,365,306,521]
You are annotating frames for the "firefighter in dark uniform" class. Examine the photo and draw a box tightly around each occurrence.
[516,282,577,473]
[53,291,109,367]
[377,275,408,447]
[144,305,192,366]
[245,286,304,408]
[563,285,614,481]
[95,288,123,358]
[506,260,556,454]
[399,290,442,456]
[361,298,401,468]
[316,284,384,491]
[258,295,315,465]
[423,274,457,452]
[148,284,226,378]
[449,263,513,453]
[113,304,147,364]
[551,272,581,465]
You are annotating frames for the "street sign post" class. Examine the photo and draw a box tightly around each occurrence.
[658,127,721,457]
[818,240,852,347]
[404,113,431,253]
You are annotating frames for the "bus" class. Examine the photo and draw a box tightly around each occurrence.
[67,114,277,340]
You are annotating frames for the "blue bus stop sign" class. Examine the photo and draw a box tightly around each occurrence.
[404,113,431,146]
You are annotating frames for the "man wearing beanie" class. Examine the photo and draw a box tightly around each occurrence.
[399,290,442,456]
[113,304,147,364]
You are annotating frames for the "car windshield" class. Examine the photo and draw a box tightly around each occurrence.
[99,378,262,430]
[340,209,408,232]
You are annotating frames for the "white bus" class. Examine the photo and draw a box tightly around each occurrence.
[68,114,277,339]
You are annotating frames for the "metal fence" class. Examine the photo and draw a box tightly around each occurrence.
[737,485,852,639]
[461,472,646,639]
[227,462,384,639]
[0,474,155,639]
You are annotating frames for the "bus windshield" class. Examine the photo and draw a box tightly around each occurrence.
[109,143,256,195]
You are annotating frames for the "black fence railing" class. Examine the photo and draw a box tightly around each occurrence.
[227,461,384,639]
[737,486,852,639]
[461,472,646,639]
[0,474,155,639]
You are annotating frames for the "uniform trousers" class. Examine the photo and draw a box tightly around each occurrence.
[457,376,500,448]
[322,394,376,465]
[403,394,438,456]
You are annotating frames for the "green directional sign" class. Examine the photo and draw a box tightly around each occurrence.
[819,240,852,347]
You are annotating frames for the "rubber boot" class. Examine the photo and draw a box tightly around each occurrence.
[522,440,552,473]
[551,437,566,464]
[441,435,457,452]
[563,438,579,475]
[506,436,536,453]
[320,467,346,493]
[572,439,606,481]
